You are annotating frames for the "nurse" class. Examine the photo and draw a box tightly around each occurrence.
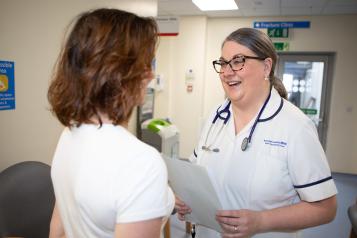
[175,28,337,238]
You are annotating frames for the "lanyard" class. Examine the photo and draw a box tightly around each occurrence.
[191,224,196,238]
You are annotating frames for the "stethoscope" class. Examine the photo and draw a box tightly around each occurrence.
[201,100,231,153]
[202,87,274,152]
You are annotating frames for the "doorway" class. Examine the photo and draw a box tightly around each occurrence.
[276,52,335,148]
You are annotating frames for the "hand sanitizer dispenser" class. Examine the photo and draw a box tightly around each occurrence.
[141,119,179,159]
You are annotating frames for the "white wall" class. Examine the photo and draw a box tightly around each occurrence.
[0,0,157,171]
[155,16,208,159]
[155,15,357,174]
[1,0,356,174]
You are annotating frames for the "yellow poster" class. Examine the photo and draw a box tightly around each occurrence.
[0,74,9,92]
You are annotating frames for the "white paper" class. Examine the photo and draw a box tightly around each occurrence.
[164,157,222,232]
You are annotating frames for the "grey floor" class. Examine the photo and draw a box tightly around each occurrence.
[168,172,357,238]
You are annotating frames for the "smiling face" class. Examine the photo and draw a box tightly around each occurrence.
[219,40,272,107]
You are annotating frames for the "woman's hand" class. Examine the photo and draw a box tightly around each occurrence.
[175,195,192,221]
[216,209,262,238]
[216,196,337,237]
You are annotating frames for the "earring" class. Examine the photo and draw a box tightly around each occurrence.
[264,76,269,81]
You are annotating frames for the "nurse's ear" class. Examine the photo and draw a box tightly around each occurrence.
[263,57,273,77]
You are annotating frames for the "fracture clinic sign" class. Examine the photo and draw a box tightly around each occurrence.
[0,61,15,110]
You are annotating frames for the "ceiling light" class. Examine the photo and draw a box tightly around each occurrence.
[192,0,238,11]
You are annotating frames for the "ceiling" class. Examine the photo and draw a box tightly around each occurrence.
[158,0,357,18]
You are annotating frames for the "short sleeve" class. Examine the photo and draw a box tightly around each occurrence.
[115,149,174,223]
[288,119,337,202]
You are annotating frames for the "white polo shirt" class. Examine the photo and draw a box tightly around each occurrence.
[51,124,175,238]
[190,88,337,238]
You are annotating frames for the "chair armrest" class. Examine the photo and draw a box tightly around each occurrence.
[348,203,357,234]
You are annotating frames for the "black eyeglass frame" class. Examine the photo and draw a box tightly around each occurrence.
[212,54,266,74]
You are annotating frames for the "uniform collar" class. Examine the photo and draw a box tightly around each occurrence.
[259,87,284,122]
[226,87,283,123]
[222,87,283,139]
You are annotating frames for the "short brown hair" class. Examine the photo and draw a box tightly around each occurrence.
[48,8,158,127]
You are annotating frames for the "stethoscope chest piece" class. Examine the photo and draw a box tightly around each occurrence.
[241,137,249,151]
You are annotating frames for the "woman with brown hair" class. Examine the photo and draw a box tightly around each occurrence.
[48,8,174,238]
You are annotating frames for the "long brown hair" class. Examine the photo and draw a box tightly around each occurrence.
[48,8,158,127]
[224,28,287,99]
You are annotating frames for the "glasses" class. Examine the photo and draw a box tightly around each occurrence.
[212,54,266,74]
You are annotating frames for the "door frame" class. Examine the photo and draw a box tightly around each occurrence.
[276,52,335,149]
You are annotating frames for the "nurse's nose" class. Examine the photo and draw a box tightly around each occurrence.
[221,64,236,77]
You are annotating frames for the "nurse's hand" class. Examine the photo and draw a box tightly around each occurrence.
[175,196,192,221]
[216,209,262,237]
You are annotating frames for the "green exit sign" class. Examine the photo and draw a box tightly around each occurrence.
[273,42,289,51]
[268,28,289,38]
[300,108,318,115]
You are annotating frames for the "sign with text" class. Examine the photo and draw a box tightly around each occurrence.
[268,28,289,38]
[273,42,289,51]
[0,61,15,110]
[300,108,318,115]
[254,21,310,29]
[156,16,179,36]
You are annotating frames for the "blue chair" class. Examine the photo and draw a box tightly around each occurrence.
[349,200,357,238]
[0,161,55,238]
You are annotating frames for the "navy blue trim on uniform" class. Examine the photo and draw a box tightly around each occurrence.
[193,149,197,158]
[293,176,333,189]
[258,98,284,122]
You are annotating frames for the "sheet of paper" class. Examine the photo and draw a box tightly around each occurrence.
[164,157,222,232]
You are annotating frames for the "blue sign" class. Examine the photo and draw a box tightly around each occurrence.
[0,61,15,110]
[254,21,310,29]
